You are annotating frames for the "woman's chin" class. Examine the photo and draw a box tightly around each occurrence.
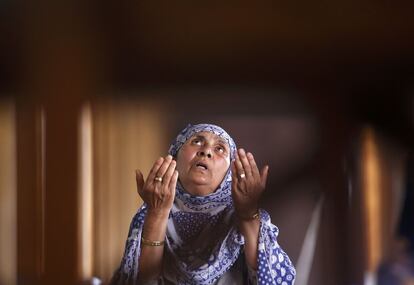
[183,179,216,196]
[187,172,210,184]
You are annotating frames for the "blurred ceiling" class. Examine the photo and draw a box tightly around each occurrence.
[0,1,412,87]
[99,0,414,86]
[0,0,413,142]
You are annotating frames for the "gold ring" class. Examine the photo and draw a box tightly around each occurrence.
[154,176,163,182]
[240,173,246,179]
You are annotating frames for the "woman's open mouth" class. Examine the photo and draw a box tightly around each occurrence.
[195,162,208,170]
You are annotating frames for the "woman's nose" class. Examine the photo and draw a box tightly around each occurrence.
[197,150,212,158]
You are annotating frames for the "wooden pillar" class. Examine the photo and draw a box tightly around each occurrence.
[42,100,81,285]
[16,98,83,285]
[0,101,17,285]
[17,1,100,284]
[16,102,45,285]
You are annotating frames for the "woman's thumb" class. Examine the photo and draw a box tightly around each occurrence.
[135,169,144,194]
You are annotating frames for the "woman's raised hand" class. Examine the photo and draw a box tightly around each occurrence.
[136,155,178,214]
[231,148,269,219]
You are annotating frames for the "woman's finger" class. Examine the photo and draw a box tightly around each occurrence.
[135,169,145,195]
[232,160,248,194]
[162,159,176,189]
[159,169,178,206]
[246,152,260,179]
[231,161,239,183]
[154,155,173,184]
[168,170,179,198]
[231,161,240,192]
[147,157,164,182]
[169,170,179,188]
[234,153,245,179]
[260,165,269,188]
[238,148,253,179]
[235,155,249,189]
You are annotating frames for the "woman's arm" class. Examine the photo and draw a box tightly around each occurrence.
[231,148,269,270]
[135,155,178,283]
[237,214,260,269]
[138,209,170,282]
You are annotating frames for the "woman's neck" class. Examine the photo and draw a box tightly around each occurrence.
[183,184,216,197]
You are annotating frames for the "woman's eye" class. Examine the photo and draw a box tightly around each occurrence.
[216,146,225,153]
[192,139,202,145]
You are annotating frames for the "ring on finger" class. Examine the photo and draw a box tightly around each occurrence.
[239,173,246,179]
[154,176,163,182]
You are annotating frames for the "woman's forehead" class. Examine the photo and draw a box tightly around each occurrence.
[188,131,229,146]
[168,123,236,159]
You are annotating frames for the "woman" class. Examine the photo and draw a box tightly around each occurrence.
[110,123,296,285]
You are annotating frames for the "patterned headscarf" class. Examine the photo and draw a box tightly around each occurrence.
[111,123,296,285]
[168,123,237,211]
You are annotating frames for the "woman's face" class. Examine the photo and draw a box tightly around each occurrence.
[176,131,231,196]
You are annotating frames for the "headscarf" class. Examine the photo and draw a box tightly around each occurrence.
[111,123,296,285]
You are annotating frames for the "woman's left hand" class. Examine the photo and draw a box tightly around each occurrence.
[231,148,269,219]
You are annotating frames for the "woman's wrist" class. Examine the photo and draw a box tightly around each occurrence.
[143,209,170,241]
[236,207,260,221]
[141,236,165,247]
[146,207,170,219]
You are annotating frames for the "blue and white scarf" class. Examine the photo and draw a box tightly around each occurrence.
[111,124,296,285]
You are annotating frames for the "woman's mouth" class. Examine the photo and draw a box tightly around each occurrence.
[195,162,208,170]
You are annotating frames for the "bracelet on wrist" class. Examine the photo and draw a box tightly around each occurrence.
[141,236,165,246]
[238,209,260,221]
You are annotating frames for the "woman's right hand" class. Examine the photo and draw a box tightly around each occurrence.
[136,155,178,215]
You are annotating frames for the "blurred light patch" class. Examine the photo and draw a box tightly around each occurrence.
[38,106,46,276]
[0,100,16,285]
[361,127,382,275]
[78,103,93,280]
[295,195,324,285]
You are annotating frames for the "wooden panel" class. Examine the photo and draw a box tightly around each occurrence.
[0,101,17,285]
[16,102,44,285]
[92,99,168,282]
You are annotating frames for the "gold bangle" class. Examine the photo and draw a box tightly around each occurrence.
[251,211,260,220]
[141,236,165,246]
[238,210,260,221]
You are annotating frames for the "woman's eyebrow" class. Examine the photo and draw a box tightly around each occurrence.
[192,135,206,141]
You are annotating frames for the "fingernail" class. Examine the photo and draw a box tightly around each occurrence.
[247,152,253,158]
[239,148,245,155]
[167,154,172,159]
